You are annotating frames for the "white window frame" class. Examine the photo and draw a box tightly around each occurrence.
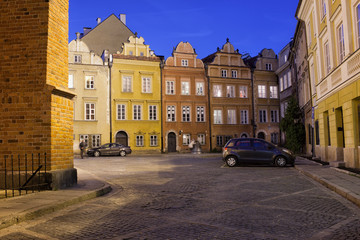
[149,105,157,120]
[183,134,191,145]
[321,0,326,19]
[221,69,227,78]
[270,110,279,123]
[181,81,190,95]
[122,76,132,92]
[181,59,189,66]
[324,41,331,74]
[265,63,272,71]
[196,106,205,122]
[240,110,248,124]
[231,70,237,78]
[133,105,142,120]
[85,76,95,89]
[182,106,191,122]
[213,85,222,97]
[259,110,267,123]
[150,135,158,146]
[196,82,205,95]
[226,85,235,98]
[227,109,236,124]
[136,135,144,147]
[214,110,222,124]
[80,134,89,146]
[117,104,126,120]
[167,105,176,122]
[85,103,95,120]
[239,86,248,98]
[92,134,101,148]
[166,81,175,95]
[337,23,345,63]
[258,85,266,98]
[269,86,278,99]
[68,74,74,88]
[142,77,152,93]
[197,134,206,145]
[74,55,82,63]
[357,4,360,47]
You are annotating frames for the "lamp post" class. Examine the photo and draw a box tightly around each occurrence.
[108,53,113,143]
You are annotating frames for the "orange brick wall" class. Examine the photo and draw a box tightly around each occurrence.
[0,0,73,171]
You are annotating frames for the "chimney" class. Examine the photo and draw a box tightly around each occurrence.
[120,14,126,25]
[96,18,101,25]
[76,32,81,40]
[83,27,92,36]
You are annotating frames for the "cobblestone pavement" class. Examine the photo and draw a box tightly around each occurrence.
[1,155,360,239]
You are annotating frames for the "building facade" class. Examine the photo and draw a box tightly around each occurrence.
[203,39,253,150]
[112,35,162,153]
[68,34,110,154]
[162,42,210,152]
[297,0,360,168]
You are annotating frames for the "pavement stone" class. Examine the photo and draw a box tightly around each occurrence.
[0,153,360,234]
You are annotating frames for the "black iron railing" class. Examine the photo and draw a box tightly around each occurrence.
[1,153,50,199]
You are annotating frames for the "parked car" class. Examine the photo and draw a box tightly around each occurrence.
[87,143,132,157]
[222,138,295,167]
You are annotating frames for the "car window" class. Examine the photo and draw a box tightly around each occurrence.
[236,140,251,147]
[103,144,111,148]
[253,140,266,150]
[226,140,236,147]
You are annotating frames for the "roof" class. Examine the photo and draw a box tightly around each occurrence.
[80,14,135,56]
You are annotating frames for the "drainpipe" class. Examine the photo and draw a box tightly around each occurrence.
[160,57,164,153]
[250,67,256,138]
[205,64,212,150]
[108,54,113,143]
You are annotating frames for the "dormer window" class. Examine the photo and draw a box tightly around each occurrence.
[265,63,272,71]
[74,55,82,63]
[181,59,188,66]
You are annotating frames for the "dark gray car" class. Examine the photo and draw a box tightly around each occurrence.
[87,143,132,157]
[222,138,295,167]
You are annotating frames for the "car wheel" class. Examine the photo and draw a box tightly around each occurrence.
[275,156,287,167]
[120,150,126,157]
[94,151,100,157]
[225,156,237,167]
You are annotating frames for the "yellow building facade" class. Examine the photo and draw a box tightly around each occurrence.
[111,36,162,153]
[297,0,360,168]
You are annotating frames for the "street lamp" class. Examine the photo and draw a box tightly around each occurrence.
[108,53,113,143]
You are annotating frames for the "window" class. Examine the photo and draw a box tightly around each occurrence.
[280,77,283,91]
[258,85,266,98]
[226,85,235,97]
[227,109,236,124]
[149,105,157,120]
[240,110,248,124]
[337,24,345,62]
[68,74,74,88]
[80,135,89,146]
[167,105,176,122]
[92,135,101,147]
[259,110,267,123]
[129,51,133,55]
[122,76,132,92]
[213,85,222,97]
[321,0,326,19]
[196,82,205,95]
[271,133,278,144]
[270,110,279,122]
[216,136,224,146]
[85,103,95,120]
[269,86,278,98]
[324,42,331,74]
[150,135,158,146]
[307,21,312,46]
[214,110,222,124]
[288,72,292,87]
[357,4,360,47]
[221,69,227,77]
[183,134,191,145]
[197,134,206,145]
[181,59,188,66]
[232,70,237,78]
[182,106,191,122]
[284,74,288,89]
[117,104,126,120]
[74,55,82,63]
[265,63,272,70]
[142,77,151,93]
[136,135,144,146]
[166,81,175,95]
[196,106,205,122]
[85,76,94,89]
[315,120,320,145]
[133,105,142,120]
[181,82,190,95]
[239,86,248,98]
[140,52,144,56]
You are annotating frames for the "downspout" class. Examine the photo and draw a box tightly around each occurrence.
[160,57,164,153]
[205,64,212,151]
[250,67,256,138]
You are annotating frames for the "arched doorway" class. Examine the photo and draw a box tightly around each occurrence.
[116,131,128,146]
[167,132,176,152]
[257,132,265,139]
[241,133,248,138]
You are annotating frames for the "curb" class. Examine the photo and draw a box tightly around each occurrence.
[0,185,112,230]
[295,165,360,208]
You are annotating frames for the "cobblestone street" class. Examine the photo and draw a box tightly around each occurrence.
[1,155,360,239]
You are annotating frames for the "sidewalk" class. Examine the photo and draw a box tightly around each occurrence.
[1,155,360,231]
[295,156,360,208]
[0,168,112,230]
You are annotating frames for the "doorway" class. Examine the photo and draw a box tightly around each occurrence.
[257,132,265,139]
[116,131,128,146]
[168,132,176,152]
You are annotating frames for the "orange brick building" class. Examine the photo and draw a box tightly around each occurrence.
[0,0,76,189]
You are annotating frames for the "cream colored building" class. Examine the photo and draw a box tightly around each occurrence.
[68,34,110,154]
[297,0,360,168]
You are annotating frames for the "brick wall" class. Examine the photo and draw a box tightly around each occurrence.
[0,0,74,177]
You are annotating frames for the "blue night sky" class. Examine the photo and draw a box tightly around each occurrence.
[69,0,299,59]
